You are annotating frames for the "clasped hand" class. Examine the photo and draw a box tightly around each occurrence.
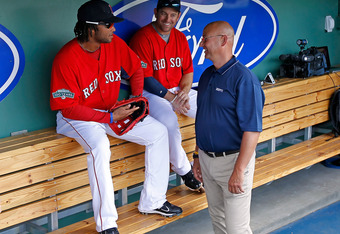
[171,90,190,114]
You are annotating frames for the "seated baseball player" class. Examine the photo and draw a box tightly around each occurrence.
[129,0,202,193]
[50,1,182,233]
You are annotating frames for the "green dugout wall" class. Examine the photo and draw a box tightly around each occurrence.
[0,0,339,139]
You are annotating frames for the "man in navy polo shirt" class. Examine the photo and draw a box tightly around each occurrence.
[193,21,265,234]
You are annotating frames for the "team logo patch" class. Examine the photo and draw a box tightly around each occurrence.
[141,61,147,68]
[52,89,75,100]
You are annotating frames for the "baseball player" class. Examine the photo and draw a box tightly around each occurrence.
[129,0,202,193]
[50,1,182,233]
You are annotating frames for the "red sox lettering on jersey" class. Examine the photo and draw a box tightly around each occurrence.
[105,70,121,83]
[153,57,183,71]
[82,70,122,99]
[83,78,98,99]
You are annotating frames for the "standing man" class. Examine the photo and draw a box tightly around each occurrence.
[50,1,182,233]
[193,21,265,234]
[129,0,202,192]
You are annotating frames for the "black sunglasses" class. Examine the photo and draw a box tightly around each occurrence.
[85,21,114,29]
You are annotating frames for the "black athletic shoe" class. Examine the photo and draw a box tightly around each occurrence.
[140,201,183,217]
[100,227,119,234]
[181,169,202,191]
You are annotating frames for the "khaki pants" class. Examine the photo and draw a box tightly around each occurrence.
[199,150,255,234]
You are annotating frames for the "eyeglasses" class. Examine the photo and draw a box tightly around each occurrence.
[201,35,226,43]
[85,21,114,29]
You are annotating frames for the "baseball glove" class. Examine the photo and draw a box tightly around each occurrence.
[109,96,149,136]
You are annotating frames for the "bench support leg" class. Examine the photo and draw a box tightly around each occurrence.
[48,211,59,231]
[304,126,313,170]
[304,126,312,141]
[117,188,128,206]
[268,138,276,153]
[265,138,276,186]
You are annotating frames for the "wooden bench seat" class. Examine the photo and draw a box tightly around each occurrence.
[48,133,340,234]
[1,72,340,234]
[0,114,196,232]
[50,184,207,234]
[252,72,340,186]
[254,133,340,188]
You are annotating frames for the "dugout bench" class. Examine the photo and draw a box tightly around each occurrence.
[1,72,340,234]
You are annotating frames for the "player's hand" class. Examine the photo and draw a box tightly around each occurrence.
[175,90,190,109]
[171,91,190,114]
[111,104,139,121]
[228,169,245,194]
[172,99,189,114]
[193,158,203,183]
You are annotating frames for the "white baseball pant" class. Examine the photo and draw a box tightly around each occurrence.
[143,88,197,176]
[56,112,170,232]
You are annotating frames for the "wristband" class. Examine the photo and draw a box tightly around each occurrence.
[110,112,114,124]
[170,95,178,104]
[193,152,199,159]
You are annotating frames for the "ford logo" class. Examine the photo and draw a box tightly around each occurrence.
[113,0,279,86]
[0,24,25,102]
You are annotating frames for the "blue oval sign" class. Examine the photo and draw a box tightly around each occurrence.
[113,0,279,86]
[0,25,25,102]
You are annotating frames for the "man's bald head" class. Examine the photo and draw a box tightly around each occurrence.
[200,21,235,69]
[204,21,234,44]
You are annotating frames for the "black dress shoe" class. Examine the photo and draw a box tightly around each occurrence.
[100,227,119,234]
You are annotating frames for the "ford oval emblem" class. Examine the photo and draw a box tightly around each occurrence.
[113,0,279,86]
[0,24,25,102]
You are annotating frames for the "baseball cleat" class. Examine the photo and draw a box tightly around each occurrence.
[140,201,183,217]
[181,169,204,192]
[100,227,119,234]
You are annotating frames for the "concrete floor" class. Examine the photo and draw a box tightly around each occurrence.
[148,163,340,234]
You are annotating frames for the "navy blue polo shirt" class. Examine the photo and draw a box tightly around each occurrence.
[195,57,265,152]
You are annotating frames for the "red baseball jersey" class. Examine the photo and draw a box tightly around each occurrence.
[50,36,141,111]
[129,23,193,89]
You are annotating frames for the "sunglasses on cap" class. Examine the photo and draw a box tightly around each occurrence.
[85,21,114,29]
[162,2,180,8]
[157,0,181,11]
